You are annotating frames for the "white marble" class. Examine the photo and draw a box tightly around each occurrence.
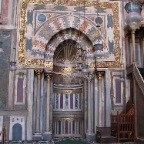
[125,79,131,102]
[40,73,44,132]
[0,116,3,141]
[101,76,105,127]
[105,70,111,127]
[8,71,15,109]
[26,69,34,140]
[94,74,98,132]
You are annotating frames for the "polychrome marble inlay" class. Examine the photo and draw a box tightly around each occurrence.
[18,0,121,68]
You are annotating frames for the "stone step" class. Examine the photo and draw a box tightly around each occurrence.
[100,136,117,143]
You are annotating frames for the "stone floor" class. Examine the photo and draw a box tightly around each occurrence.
[0,141,134,144]
[3,142,134,144]
[4,138,134,144]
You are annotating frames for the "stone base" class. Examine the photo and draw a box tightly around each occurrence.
[86,132,95,142]
[43,131,52,141]
[32,132,42,141]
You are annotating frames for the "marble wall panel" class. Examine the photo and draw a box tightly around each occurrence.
[0,31,11,109]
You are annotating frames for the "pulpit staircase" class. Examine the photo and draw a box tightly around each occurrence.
[111,100,135,143]
[126,63,144,142]
[96,63,144,143]
[96,102,135,143]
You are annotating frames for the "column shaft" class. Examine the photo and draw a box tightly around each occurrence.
[97,72,104,127]
[45,74,51,132]
[85,73,95,141]
[84,79,87,133]
[132,30,136,63]
[87,79,91,132]
[98,78,102,126]
[35,70,42,132]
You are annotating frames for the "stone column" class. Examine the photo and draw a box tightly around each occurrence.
[105,70,111,127]
[131,30,136,63]
[43,73,52,141]
[84,79,87,133]
[33,69,43,140]
[97,71,104,127]
[87,77,91,133]
[86,73,95,141]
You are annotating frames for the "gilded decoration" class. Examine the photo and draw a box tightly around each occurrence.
[54,89,82,94]
[53,118,82,122]
[18,0,121,68]
[96,71,105,80]
[35,69,43,79]
[53,65,74,73]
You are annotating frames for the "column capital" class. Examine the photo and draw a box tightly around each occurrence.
[83,72,94,81]
[96,71,104,80]
[45,73,52,80]
[131,29,135,34]
[35,69,43,79]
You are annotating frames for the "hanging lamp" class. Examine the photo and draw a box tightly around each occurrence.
[125,2,142,30]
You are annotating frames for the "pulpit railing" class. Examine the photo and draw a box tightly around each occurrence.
[132,64,144,141]
[111,107,135,142]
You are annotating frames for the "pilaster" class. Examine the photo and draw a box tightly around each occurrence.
[85,73,95,141]
[96,71,104,127]
[27,69,34,140]
[33,69,43,141]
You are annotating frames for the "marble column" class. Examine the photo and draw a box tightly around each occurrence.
[86,73,95,141]
[43,73,52,141]
[131,30,136,63]
[33,69,43,140]
[84,79,87,133]
[105,70,111,127]
[87,78,91,133]
[97,71,104,127]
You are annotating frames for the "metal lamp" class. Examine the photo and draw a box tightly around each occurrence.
[125,2,142,63]
[125,2,142,30]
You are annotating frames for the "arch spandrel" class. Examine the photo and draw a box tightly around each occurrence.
[34,15,97,46]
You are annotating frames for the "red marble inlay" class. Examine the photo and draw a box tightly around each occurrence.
[80,21,89,32]
[1,0,9,24]
[53,18,62,31]
[33,40,47,49]
[17,76,24,103]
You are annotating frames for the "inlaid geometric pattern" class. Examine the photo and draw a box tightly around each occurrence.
[18,0,121,69]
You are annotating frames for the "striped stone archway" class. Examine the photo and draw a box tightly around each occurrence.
[32,14,98,70]
[45,28,94,66]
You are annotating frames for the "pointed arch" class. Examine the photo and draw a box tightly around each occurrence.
[12,123,22,141]
[44,28,95,68]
